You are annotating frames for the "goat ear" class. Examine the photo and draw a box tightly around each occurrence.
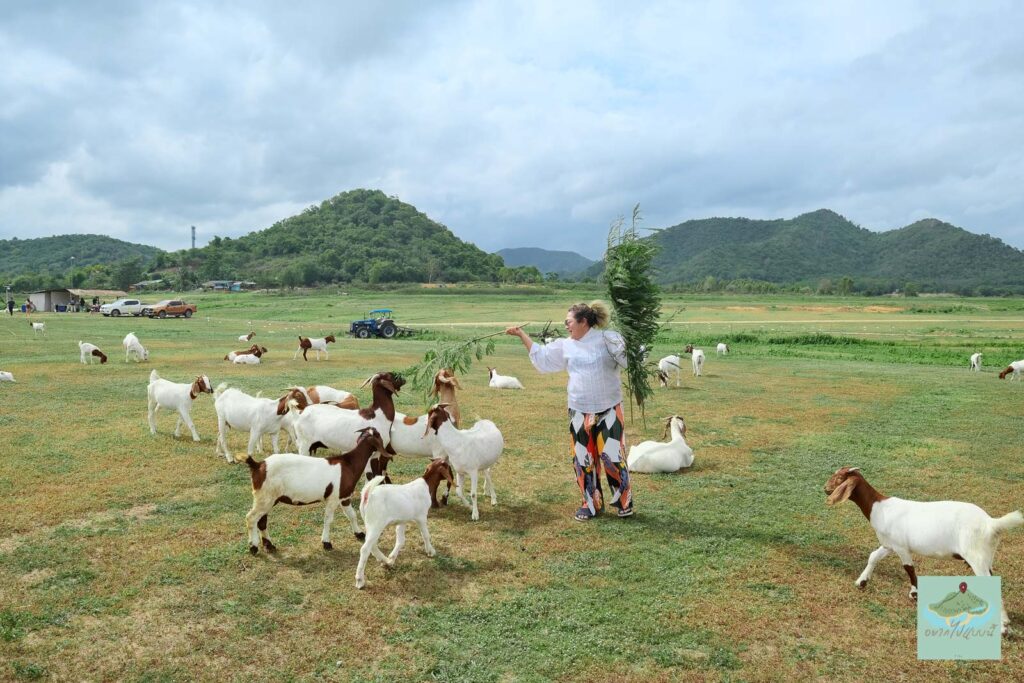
[826,478,857,506]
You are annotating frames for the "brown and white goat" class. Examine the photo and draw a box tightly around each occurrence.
[294,335,336,361]
[225,344,267,362]
[148,369,213,441]
[430,368,463,427]
[998,360,1024,381]
[825,466,1023,635]
[240,427,389,553]
[213,384,308,461]
[78,341,108,364]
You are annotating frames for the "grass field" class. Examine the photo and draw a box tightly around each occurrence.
[1,289,1022,682]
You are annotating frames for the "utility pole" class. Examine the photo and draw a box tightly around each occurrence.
[191,226,196,249]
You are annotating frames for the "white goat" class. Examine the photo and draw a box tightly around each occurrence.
[716,343,730,356]
[240,428,388,554]
[294,335,336,361]
[355,459,454,589]
[0,371,15,383]
[657,355,682,387]
[969,352,982,372]
[123,332,148,362]
[148,370,213,441]
[998,360,1024,381]
[78,341,108,364]
[213,384,308,462]
[231,354,261,365]
[487,366,524,390]
[627,416,694,473]
[685,344,705,376]
[825,466,1023,635]
[30,322,45,335]
[424,404,504,521]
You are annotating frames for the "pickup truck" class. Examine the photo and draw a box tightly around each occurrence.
[141,300,198,319]
[99,298,148,317]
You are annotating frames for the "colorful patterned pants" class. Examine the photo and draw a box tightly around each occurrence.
[568,404,632,516]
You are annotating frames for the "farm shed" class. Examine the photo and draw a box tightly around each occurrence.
[29,288,127,312]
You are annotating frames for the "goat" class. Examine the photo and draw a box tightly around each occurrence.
[684,344,705,376]
[30,322,45,335]
[225,344,267,362]
[213,384,308,462]
[969,353,982,372]
[294,335,336,361]
[295,385,359,409]
[355,459,454,588]
[627,416,694,473]
[487,366,524,390]
[998,360,1024,381]
[78,341,108,364]
[657,355,682,387]
[430,368,462,427]
[424,404,504,521]
[231,354,261,365]
[716,343,730,356]
[238,332,255,342]
[148,369,213,441]
[291,372,404,464]
[240,428,388,554]
[0,371,15,383]
[825,466,1023,635]
[123,332,148,362]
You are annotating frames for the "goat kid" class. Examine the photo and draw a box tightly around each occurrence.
[78,341,108,364]
[487,366,524,390]
[716,343,730,355]
[657,355,682,387]
[355,459,454,588]
[627,415,694,473]
[294,335,336,361]
[998,360,1024,381]
[0,371,15,383]
[30,322,45,335]
[238,332,255,342]
[241,428,388,554]
[969,352,982,372]
[148,370,213,441]
[424,404,504,521]
[684,344,705,376]
[825,466,1023,635]
[123,332,149,362]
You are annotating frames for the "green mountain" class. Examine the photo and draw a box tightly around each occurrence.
[582,209,1024,294]
[0,234,161,278]
[496,247,595,276]
[172,189,504,285]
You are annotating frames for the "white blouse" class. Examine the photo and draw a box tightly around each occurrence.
[528,327,627,413]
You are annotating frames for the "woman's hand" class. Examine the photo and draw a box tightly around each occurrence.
[505,326,526,337]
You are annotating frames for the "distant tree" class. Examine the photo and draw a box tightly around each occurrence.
[545,271,560,282]
[114,259,143,291]
[837,276,854,295]
[903,281,920,297]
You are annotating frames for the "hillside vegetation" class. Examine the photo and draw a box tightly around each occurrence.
[495,247,595,276]
[0,234,161,290]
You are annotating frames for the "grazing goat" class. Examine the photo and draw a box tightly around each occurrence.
[969,352,982,372]
[998,360,1024,381]
[627,416,694,473]
[292,372,404,463]
[294,335,336,361]
[123,332,148,362]
[716,343,730,356]
[148,370,213,441]
[684,344,705,376]
[825,466,1023,635]
[78,341,108,364]
[225,344,267,362]
[214,384,308,462]
[0,371,15,383]
[657,355,682,387]
[30,322,45,335]
[355,459,454,588]
[425,404,504,521]
[487,366,524,390]
[430,368,462,427]
[238,332,255,342]
[240,428,388,554]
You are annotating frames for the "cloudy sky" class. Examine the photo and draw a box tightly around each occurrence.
[2,1,1023,259]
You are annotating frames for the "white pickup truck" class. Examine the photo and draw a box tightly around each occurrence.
[99,298,149,317]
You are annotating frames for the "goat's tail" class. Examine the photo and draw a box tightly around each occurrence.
[149,369,160,384]
[213,382,229,399]
[361,475,386,509]
[992,510,1024,534]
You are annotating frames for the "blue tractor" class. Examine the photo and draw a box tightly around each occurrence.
[349,308,402,339]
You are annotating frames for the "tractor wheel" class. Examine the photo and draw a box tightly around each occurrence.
[355,327,371,339]
[380,322,397,339]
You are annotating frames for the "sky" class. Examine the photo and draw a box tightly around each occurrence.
[2,1,1023,260]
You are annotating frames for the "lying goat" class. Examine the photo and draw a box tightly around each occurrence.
[627,415,694,473]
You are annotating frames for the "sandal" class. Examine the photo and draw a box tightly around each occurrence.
[616,506,634,518]
[574,507,595,522]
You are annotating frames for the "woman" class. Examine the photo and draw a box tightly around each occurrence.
[506,301,633,521]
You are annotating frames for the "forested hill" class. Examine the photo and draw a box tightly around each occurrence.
[170,189,504,284]
[581,209,1024,294]
[496,247,595,275]
[0,234,161,279]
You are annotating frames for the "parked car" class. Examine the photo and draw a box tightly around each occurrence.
[141,300,197,319]
[99,298,149,317]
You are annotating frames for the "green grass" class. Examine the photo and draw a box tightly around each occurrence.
[1,290,1022,681]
